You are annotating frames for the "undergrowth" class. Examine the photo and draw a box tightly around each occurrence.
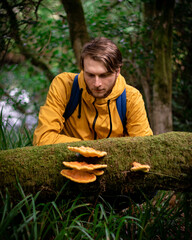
[0,182,191,240]
[0,111,191,239]
[0,109,33,150]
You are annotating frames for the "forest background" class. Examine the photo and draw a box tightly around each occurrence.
[0,1,192,239]
[0,0,192,147]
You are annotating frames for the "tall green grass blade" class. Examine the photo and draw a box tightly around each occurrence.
[32,197,38,240]
[1,180,190,240]
[54,180,70,202]
[0,110,33,150]
[115,215,142,240]
[0,190,10,227]
[0,108,8,150]
[23,125,33,146]
[68,225,94,240]
[16,210,33,238]
[104,222,110,240]
[92,204,100,233]
[98,203,108,223]
[0,193,32,237]
[51,201,63,221]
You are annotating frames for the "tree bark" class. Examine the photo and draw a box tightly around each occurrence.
[0,132,191,201]
[61,0,89,68]
[152,0,175,134]
[143,0,175,134]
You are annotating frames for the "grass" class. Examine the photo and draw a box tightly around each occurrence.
[0,182,191,240]
[0,182,140,240]
[0,109,34,150]
[0,114,192,239]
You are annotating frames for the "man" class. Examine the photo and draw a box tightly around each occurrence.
[33,37,152,146]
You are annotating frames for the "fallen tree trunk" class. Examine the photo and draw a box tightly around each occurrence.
[0,132,192,201]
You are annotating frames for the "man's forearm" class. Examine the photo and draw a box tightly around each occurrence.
[33,131,81,146]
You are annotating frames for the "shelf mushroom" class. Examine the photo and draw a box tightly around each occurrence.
[130,161,150,173]
[60,169,97,183]
[67,146,107,157]
[61,147,108,183]
[63,161,107,171]
[61,162,107,183]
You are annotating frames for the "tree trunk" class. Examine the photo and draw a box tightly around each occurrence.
[61,0,90,68]
[143,0,175,134]
[0,132,191,201]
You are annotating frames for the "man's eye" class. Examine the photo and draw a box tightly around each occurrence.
[88,74,94,77]
[100,74,107,78]
[100,73,111,78]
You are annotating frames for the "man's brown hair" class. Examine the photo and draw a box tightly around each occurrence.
[80,37,122,73]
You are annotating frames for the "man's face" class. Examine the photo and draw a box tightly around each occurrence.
[83,56,120,98]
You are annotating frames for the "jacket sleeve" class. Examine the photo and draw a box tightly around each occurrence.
[126,87,153,137]
[33,73,81,146]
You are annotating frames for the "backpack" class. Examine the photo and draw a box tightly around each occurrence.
[63,74,126,129]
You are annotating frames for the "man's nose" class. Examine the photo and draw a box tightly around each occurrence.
[94,76,102,87]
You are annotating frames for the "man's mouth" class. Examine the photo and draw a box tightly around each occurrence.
[93,89,104,92]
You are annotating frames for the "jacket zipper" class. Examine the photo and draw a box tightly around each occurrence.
[106,100,112,138]
[92,101,98,140]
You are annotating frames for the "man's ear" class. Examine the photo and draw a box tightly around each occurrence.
[116,68,121,78]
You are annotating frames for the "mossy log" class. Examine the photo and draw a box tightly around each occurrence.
[0,132,192,201]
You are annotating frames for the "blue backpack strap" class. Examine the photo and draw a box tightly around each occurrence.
[63,74,79,120]
[116,88,126,130]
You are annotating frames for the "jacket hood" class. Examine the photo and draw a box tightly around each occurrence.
[78,70,127,104]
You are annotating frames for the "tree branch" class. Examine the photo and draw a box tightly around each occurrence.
[1,0,54,82]
[61,0,89,67]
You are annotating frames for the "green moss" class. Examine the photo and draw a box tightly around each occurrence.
[0,132,191,199]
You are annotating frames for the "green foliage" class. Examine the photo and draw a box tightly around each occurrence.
[0,182,191,240]
[0,109,33,150]
[1,0,78,73]
[172,78,192,132]
[0,2,191,238]
[0,0,80,132]
[172,0,192,132]
[0,63,50,111]
[129,191,192,239]
[84,0,148,87]
[0,182,140,240]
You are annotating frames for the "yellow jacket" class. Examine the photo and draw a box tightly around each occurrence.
[33,71,153,146]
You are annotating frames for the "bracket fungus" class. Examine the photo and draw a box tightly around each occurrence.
[63,161,107,171]
[60,169,96,183]
[130,161,150,173]
[61,161,107,183]
[67,146,107,157]
[61,146,108,183]
[88,169,104,176]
